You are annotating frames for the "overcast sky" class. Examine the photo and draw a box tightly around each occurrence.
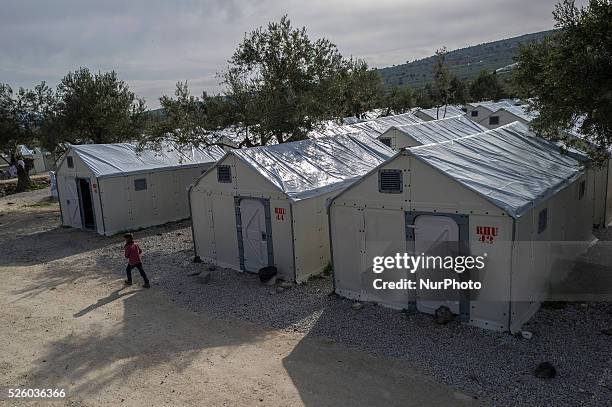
[0,0,567,108]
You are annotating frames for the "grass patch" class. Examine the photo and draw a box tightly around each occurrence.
[25,197,57,208]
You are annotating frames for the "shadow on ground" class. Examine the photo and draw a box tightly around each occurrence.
[21,287,269,399]
[281,333,479,407]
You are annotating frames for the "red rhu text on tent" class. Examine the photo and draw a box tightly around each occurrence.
[275,207,286,220]
[476,226,498,244]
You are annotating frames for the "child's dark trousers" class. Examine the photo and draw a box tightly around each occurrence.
[126,263,149,284]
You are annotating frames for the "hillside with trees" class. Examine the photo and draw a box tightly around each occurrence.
[377,30,554,88]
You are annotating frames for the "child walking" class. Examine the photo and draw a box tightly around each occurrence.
[123,233,150,288]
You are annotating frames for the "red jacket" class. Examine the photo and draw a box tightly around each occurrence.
[124,242,142,265]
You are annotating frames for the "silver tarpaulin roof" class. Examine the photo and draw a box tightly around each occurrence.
[417,105,465,119]
[69,143,225,178]
[233,133,395,201]
[408,122,584,218]
[388,115,488,145]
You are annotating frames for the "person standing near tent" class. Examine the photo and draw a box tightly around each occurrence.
[123,233,150,288]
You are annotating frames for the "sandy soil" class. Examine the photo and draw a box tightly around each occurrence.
[0,188,480,407]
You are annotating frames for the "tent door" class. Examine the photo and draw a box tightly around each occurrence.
[77,178,96,230]
[412,214,463,316]
[65,178,82,228]
[237,198,271,272]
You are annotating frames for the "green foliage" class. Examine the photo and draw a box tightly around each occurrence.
[449,76,469,105]
[144,16,383,147]
[0,82,56,191]
[143,82,252,149]
[469,70,508,102]
[48,67,146,149]
[414,85,434,109]
[0,83,54,156]
[381,85,414,115]
[0,84,21,156]
[514,0,612,162]
[335,59,384,119]
[431,48,453,109]
[221,15,381,145]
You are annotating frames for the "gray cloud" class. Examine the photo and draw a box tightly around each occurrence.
[0,0,568,108]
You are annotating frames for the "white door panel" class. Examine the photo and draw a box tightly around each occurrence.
[414,215,460,314]
[240,199,269,272]
[65,177,82,228]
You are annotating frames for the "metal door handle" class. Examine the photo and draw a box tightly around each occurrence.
[261,232,267,241]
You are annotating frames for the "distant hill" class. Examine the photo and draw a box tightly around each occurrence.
[144,107,165,118]
[376,30,554,88]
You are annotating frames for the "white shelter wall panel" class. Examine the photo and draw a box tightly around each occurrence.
[362,208,412,308]
[126,174,156,230]
[57,151,90,176]
[153,171,178,221]
[332,155,410,210]
[511,211,549,332]
[176,167,208,216]
[395,134,421,150]
[233,158,286,198]
[467,214,514,331]
[291,194,331,281]
[268,198,294,281]
[331,206,365,299]
[409,158,504,216]
[99,177,131,235]
[481,111,527,129]
[192,156,237,194]
[591,164,608,227]
[191,190,216,262]
[211,193,241,270]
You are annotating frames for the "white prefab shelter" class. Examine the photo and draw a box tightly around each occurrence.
[414,105,466,121]
[478,107,612,228]
[329,122,594,332]
[56,143,224,236]
[309,112,424,140]
[189,133,395,282]
[475,104,539,129]
[566,123,612,227]
[464,100,517,122]
[377,115,488,150]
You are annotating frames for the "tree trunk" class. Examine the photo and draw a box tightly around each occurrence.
[16,164,31,192]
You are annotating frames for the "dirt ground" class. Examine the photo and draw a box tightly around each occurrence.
[0,188,480,407]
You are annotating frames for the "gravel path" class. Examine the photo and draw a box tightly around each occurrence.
[86,221,612,407]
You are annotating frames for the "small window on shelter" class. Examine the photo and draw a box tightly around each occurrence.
[379,169,403,193]
[489,116,500,126]
[217,165,232,183]
[538,208,548,234]
[67,156,74,168]
[134,178,147,191]
[379,138,392,148]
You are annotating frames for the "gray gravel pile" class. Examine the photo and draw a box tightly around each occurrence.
[93,221,612,407]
